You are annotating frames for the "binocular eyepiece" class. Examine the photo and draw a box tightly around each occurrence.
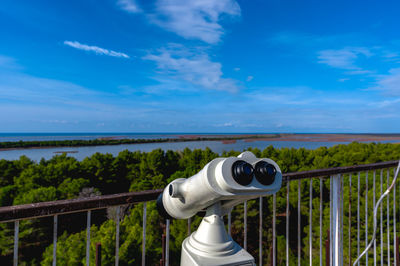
[231,160,253,185]
[232,160,277,186]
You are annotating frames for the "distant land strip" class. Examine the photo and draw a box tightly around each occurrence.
[0,134,282,150]
[1,133,400,151]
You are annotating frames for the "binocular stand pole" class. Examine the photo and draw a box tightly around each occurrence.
[180,202,255,266]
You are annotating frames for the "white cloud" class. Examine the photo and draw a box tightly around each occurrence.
[345,70,374,75]
[117,0,141,13]
[144,46,239,92]
[0,55,22,69]
[373,68,400,96]
[269,32,358,49]
[245,86,316,106]
[372,98,400,108]
[150,0,240,44]
[317,47,372,70]
[0,71,99,105]
[233,67,240,71]
[219,122,233,127]
[64,41,129,58]
[246,75,254,82]
[0,61,163,131]
[383,52,399,59]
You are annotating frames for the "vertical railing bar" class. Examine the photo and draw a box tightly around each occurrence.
[366,171,369,266]
[287,182,290,266]
[357,172,360,266]
[165,219,170,266]
[244,201,248,250]
[331,174,343,265]
[298,179,301,266]
[320,178,323,266]
[188,217,191,236]
[342,173,344,265]
[53,214,58,266]
[13,220,19,266]
[228,211,231,236]
[330,176,332,266]
[342,174,344,266]
[273,193,276,266]
[309,178,313,266]
[115,206,120,266]
[349,174,352,266]
[380,170,383,266]
[388,169,391,264]
[86,210,91,266]
[142,202,147,266]
[394,168,397,266]
[373,170,376,266]
[259,196,263,266]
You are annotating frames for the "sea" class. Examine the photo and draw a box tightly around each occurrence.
[0,133,397,161]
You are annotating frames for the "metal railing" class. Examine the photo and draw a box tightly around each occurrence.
[1,160,399,265]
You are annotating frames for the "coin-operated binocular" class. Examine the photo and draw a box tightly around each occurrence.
[157,151,282,266]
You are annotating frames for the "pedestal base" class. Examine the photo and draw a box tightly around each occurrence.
[179,204,255,266]
[181,236,255,266]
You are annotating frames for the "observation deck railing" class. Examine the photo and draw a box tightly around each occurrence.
[1,160,399,265]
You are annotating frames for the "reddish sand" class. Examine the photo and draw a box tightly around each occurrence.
[222,139,237,144]
[242,134,400,143]
[176,133,400,145]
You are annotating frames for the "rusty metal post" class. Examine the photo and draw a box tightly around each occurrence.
[298,180,301,266]
[349,174,352,266]
[160,224,166,266]
[270,245,273,266]
[13,220,19,266]
[96,243,101,266]
[142,203,147,266]
[397,236,400,266]
[326,230,330,266]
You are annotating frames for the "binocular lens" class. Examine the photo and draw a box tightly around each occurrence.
[232,160,254,186]
[255,161,276,186]
[156,193,173,219]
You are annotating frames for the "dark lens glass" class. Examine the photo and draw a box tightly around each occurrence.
[254,161,276,186]
[156,193,173,219]
[231,160,254,186]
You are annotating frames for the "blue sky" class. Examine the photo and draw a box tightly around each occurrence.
[1,0,400,133]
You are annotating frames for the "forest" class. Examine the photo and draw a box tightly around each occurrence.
[1,141,400,265]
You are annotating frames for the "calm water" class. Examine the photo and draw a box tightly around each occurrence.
[0,139,369,161]
[0,133,398,161]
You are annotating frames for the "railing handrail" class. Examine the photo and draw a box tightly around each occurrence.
[0,160,398,223]
[283,160,399,181]
[0,189,163,223]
